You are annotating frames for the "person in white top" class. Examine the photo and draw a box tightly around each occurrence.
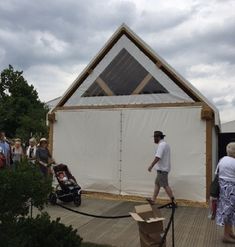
[26,137,37,164]
[216,142,235,244]
[147,131,175,205]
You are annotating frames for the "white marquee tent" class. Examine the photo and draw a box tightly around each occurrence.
[49,24,220,204]
[221,120,235,133]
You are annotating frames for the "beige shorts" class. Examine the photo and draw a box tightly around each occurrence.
[155,170,169,187]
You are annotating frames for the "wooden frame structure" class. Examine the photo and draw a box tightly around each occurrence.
[49,24,220,203]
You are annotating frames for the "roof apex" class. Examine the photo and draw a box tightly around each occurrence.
[52,23,220,126]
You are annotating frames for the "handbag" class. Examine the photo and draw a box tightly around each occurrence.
[210,174,220,198]
[0,153,6,168]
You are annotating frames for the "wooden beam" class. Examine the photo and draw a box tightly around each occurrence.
[48,121,54,155]
[96,77,114,96]
[132,73,152,94]
[201,106,214,120]
[47,112,56,123]
[206,119,213,200]
[156,61,162,69]
[87,69,93,75]
[54,102,204,111]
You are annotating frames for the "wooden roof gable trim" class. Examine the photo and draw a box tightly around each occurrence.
[55,101,204,111]
[55,24,206,110]
[56,28,127,108]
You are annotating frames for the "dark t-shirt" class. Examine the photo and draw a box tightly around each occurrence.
[36,147,51,164]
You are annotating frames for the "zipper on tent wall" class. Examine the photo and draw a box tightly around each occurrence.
[119,110,123,194]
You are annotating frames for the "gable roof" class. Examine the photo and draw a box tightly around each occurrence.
[221,120,235,133]
[52,23,220,126]
[46,96,61,110]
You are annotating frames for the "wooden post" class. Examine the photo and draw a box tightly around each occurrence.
[48,121,54,155]
[201,105,214,200]
[206,119,213,200]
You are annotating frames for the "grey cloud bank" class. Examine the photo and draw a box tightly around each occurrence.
[0,0,234,122]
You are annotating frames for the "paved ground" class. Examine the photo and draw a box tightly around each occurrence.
[41,196,227,247]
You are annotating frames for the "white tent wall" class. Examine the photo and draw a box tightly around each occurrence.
[53,110,121,194]
[120,107,206,201]
[53,105,207,202]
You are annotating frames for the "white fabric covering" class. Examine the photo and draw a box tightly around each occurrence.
[53,106,206,202]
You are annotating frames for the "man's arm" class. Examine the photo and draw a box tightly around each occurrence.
[148,156,160,172]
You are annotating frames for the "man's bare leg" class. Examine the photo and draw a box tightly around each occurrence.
[164,186,174,199]
[164,185,177,207]
[152,184,160,202]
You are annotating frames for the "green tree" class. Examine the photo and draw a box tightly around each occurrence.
[0,160,52,223]
[0,65,48,140]
[0,161,83,247]
[0,161,114,247]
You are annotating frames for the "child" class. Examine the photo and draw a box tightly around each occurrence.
[57,172,75,185]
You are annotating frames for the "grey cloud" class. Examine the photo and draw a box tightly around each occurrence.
[213,98,229,107]
[0,0,137,71]
[134,8,192,34]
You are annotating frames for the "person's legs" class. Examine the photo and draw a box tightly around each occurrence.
[146,175,161,204]
[164,186,174,200]
[159,172,175,202]
[224,223,235,238]
[152,183,160,201]
[223,223,235,242]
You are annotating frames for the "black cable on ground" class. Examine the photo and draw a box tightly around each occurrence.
[55,201,175,219]
[55,201,176,246]
[55,202,131,219]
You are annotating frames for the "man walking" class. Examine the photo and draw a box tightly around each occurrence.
[147,131,175,205]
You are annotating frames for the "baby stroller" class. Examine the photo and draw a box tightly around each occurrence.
[49,163,82,206]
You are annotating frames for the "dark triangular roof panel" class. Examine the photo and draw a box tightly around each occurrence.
[82,49,168,97]
[83,82,107,97]
[140,77,168,94]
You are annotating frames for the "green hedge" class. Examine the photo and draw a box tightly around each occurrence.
[0,213,82,247]
[0,160,52,222]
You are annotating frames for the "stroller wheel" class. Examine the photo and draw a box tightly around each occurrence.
[74,194,81,207]
[49,192,57,205]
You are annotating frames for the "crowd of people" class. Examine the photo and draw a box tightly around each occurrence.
[0,131,54,176]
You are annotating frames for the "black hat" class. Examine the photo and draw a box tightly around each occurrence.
[154,131,165,138]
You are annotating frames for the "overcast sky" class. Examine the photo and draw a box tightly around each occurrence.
[0,0,234,123]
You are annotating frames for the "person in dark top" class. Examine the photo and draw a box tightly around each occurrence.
[36,138,54,176]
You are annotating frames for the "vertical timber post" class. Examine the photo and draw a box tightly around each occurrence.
[119,110,123,195]
[201,105,213,200]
